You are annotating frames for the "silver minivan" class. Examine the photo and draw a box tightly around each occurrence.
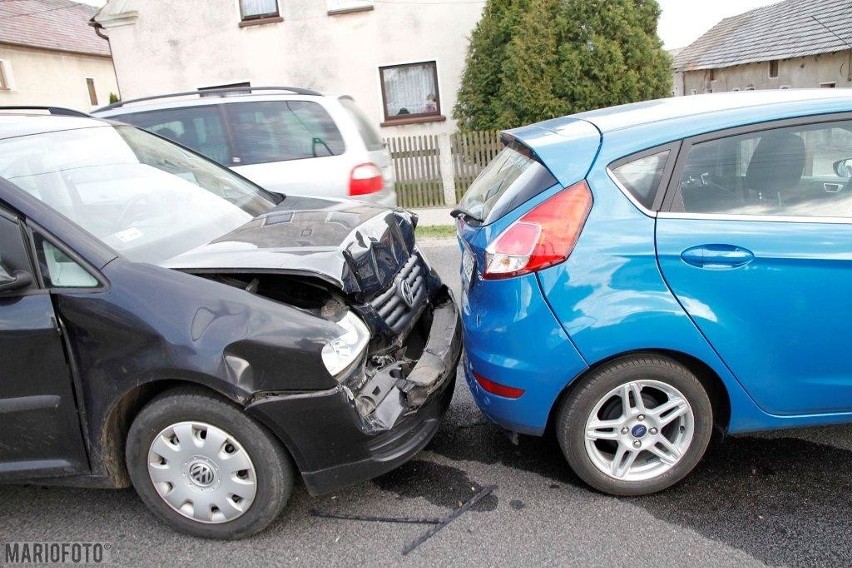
[93,86,396,206]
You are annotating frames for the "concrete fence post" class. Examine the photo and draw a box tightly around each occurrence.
[437,132,456,206]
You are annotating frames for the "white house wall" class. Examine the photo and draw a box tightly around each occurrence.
[99,0,484,137]
[0,45,119,111]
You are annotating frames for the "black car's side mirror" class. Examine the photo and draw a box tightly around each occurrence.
[833,158,852,178]
[0,265,33,293]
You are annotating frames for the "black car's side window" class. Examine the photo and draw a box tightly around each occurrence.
[673,120,852,217]
[33,233,99,289]
[0,213,36,293]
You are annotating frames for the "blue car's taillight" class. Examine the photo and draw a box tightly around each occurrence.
[483,180,592,279]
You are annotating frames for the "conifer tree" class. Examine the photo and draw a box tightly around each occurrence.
[454,0,672,130]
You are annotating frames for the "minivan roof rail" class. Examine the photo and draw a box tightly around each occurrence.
[0,106,90,117]
[96,86,324,112]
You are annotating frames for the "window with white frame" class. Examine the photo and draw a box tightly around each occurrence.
[379,61,441,124]
[239,0,278,20]
[327,0,374,14]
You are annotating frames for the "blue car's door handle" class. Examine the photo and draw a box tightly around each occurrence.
[681,245,755,268]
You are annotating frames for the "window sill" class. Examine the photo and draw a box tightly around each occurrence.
[328,5,374,16]
[381,115,446,127]
[239,16,283,28]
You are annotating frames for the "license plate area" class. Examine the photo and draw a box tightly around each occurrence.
[462,245,475,287]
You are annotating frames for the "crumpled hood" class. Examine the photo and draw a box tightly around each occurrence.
[162,195,419,299]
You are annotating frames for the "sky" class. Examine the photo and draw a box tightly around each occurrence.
[656,0,783,49]
[75,0,784,51]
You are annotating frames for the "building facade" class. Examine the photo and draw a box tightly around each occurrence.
[95,0,484,137]
[674,0,852,95]
[680,51,851,95]
[0,0,119,111]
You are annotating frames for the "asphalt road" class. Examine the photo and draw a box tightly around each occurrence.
[2,239,852,567]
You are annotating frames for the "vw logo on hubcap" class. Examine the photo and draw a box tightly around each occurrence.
[395,277,415,308]
[188,461,215,487]
[631,424,648,438]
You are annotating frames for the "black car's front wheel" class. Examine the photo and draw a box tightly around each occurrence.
[557,355,713,496]
[126,387,294,539]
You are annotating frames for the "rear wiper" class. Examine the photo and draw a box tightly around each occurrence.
[311,137,332,157]
[450,207,483,226]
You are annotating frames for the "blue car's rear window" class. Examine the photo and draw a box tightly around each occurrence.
[457,141,557,225]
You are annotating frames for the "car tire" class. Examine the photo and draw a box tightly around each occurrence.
[556,355,713,496]
[125,386,294,539]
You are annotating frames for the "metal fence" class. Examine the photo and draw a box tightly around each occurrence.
[384,130,502,208]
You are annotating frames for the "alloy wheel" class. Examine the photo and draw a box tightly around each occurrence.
[583,380,695,482]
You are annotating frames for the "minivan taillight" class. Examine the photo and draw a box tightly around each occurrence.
[483,180,593,279]
[349,163,384,196]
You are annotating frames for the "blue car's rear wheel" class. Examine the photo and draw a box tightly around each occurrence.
[557,355,713,496]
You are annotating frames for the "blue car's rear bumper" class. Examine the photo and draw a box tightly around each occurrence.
[461,272,588,436]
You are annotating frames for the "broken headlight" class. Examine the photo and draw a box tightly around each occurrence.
[321,311,370,378]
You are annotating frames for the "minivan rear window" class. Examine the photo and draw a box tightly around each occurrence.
[339,97,384,151]
[227,101,345,165]
[456,142,558,224]
[111,105,232,165]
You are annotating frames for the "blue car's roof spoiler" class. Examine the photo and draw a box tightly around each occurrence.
[502,118,602,188]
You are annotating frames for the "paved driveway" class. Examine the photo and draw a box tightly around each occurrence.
[2,241,850,567]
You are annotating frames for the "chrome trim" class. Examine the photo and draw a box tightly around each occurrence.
[657,211,852,225]
[605,168,658,218]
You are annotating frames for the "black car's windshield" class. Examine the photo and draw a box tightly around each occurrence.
[0,124,280,263]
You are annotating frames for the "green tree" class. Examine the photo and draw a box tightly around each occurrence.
[454,0,671,130]
[453,0,528,131]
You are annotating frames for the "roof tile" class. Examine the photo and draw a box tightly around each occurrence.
[0,0,110,57]
[673,0,852,71]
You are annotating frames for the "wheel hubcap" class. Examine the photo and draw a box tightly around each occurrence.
[188,460,216,487]
[584,380,695,482]
[147,421,257,524]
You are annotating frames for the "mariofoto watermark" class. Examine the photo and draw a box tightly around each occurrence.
[3,542,113,564]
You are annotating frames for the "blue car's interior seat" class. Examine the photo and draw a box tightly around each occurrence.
[744,131,805,204]
[678,142,741,212]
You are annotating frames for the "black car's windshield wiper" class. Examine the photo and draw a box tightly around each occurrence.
[450,207,483,226]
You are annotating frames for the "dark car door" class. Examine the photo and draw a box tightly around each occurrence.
[656,117,852,416]
[0,210,88,479]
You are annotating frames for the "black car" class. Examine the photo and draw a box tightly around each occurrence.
[0,109,460,539]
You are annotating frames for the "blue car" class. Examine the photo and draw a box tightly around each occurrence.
[454,90,852,496]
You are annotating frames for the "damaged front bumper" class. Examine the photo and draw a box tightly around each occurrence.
[245,286,461,495]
